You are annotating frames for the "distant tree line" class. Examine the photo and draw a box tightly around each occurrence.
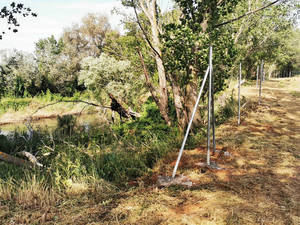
[0,0,299,127]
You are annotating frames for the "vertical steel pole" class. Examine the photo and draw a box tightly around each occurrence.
[172,67,210,178]
[259,60,263,104]
[256,65,259,88]
[211,61,216,155]
[238,63,241,125]
[262,60,265,82]
[207,46,213,166]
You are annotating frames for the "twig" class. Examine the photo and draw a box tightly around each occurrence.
[31,100,111,116]
[215,0,282,28]
[241,102,248,109]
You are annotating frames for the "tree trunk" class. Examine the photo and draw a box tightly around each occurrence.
[139,0,171,125]
[0,151,33,168]
[184,81,203,126]
[169,75,188,130]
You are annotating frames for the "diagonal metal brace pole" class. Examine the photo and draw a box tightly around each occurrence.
[172,66,210,178]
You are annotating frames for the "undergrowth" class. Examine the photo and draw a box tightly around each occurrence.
[0,93,243,214]
[216,92,246,125]
[0,100,183,210]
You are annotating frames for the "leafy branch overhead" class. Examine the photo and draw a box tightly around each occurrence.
[0,2,37,40]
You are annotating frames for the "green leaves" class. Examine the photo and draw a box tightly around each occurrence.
[79,54,134,101]
[162,1,239,94]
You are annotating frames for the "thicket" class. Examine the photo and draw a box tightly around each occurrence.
[0,102,178,189]
[0,91,241,190]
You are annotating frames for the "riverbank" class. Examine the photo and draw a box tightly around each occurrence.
[0,93,101,126]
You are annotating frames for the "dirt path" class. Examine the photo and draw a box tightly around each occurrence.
[109,77,300,225]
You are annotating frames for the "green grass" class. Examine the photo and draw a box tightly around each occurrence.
[0,98,32,113]
[0,90,93,115]
[290,91,300,97]
[0,104,182,188]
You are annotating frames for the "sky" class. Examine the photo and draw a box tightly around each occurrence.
[0,0,173,53]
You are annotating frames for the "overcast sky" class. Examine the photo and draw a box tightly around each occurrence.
[0,0,173,53]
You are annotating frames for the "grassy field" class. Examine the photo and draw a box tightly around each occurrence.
[0,77,299,224]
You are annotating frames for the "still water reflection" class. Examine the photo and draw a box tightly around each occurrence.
[0,113,105,135]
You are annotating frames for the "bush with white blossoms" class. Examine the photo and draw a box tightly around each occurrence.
[79,53,134,101]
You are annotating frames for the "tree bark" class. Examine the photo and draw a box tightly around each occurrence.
[169,75,188,130]
[0,151,33,168]
[137,48,160,106]
[139,0,171,126]
[184,81,203,126]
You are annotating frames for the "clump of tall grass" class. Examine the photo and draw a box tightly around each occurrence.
[57,115,77,136]
[216,92,246,125]
[0,175,58,210]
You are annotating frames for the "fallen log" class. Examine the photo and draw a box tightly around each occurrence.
[16,151,43,167]
[0,151,34,168]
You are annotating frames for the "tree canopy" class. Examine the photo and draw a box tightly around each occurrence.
[0,2,37,40]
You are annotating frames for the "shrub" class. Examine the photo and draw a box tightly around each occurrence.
[216,93,237,125]
[57,115,77,136]
[113,98,171,141]
[0,98,31,113]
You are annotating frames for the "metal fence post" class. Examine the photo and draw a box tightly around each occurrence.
[259,60,263,104]
[238,62,241,125]
[256,65,259,88]
[211,62,216,155]
[207,46,213,166]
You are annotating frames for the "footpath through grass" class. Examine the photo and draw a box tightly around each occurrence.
[0,77,299,224]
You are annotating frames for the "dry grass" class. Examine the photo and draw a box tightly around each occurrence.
[0,176,58,208]
[0,177,118,225]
